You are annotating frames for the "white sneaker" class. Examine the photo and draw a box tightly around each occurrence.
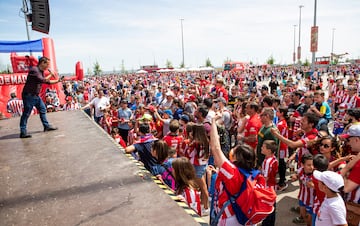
[201,207,210,216]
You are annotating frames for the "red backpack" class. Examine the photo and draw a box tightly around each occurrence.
[211,168,276,226]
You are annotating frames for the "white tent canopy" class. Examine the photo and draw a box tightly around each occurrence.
[135,69,148,74]
[172,67,215,72]
[156,68,174,72]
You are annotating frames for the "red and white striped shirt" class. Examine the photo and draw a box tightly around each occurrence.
[186,141,209,166]
[298,128,318,165]
[182,187,202,216]
[298,168,315,207]
[100,116,112,134]
[261,155,278,189]
[334,90,345,104]
[312,177,326,214]
[7,99,23,117]
[342,94,360,109]
[277,118,288,159]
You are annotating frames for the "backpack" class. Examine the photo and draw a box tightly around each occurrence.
[211,168,276,226]
[161,163,176,191]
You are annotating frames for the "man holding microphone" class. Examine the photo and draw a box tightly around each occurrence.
[20,56,63,138]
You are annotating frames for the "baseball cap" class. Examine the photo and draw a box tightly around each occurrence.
[137,103,145,109]
[147,105,156,113]
[313,170,344,192]
[180,114,190,123]
[189,95,196,101]
[339,124,360,139]
[214,97,227,104]
[163,109,173,117]
[166,91,174,97]
[139,113,153,121]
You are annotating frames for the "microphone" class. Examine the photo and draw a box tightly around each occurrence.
[48,69,56,77]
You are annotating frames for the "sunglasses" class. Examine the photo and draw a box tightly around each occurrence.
[320,143,330,148]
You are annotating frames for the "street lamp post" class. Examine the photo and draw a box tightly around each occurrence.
[180,18,185,68]
[297,5,304,66]
[293,25,297,66]
[21,0,31,41]
[331,28,336,63]
[311,0,317,71]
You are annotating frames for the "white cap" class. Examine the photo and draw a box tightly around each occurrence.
[165,91,174,97]
[313,170,344,192]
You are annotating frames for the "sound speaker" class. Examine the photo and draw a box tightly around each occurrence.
[30,0,50,34]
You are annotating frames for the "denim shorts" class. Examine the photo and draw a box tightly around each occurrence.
[299,200,313,214]
[194,165,207,178]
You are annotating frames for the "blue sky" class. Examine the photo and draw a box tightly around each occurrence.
[1,0,360,74]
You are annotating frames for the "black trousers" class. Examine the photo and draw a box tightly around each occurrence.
[278,158,286,186]
[262,202,276,226]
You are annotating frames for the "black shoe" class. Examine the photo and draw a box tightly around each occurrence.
[20,133,32,138]
[44,126,58,132]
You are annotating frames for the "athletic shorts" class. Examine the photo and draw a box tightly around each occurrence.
[298,200,313,214]
[194,164,207,178]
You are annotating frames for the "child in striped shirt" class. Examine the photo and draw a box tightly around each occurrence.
[291,153,314,226]
[261,140,279,226]
[172,157,202,216]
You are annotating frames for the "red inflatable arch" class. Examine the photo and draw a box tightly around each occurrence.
[0,37,83,118]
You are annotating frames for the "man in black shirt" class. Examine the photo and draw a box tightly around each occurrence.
[19,57,62,138]
[268,76,279,94]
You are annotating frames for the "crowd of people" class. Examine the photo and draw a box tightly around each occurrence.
[6,64,360,225]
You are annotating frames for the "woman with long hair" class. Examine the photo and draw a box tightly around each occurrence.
[183,123,210,215]
[151,140,176,191]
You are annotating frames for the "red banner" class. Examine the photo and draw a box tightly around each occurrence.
[0,73,65,118]
[311,26,319,52]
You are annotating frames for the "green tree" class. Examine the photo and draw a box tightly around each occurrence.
[205,58,213,67]
[166,59,173,68]
[303,59,310,66]
[93,61,102,76]
[267,55,275,65]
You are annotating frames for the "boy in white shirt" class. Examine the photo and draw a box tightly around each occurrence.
[313,170,347,226]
